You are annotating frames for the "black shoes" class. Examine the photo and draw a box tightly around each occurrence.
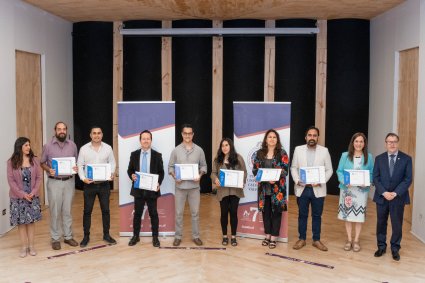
[103,234,117,245]
[80,236,90,248]
[128,236,140,246]
[374,248,386,257]
[392,250,400,261]
[152,236,160,247]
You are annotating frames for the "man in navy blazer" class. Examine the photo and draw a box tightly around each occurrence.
[373,133,412,261]
[127,130,165,247]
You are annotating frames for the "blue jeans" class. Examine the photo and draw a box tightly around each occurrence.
[297,186,324,241]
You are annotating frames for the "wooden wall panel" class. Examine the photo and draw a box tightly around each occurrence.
[264,20,275,102]
[162,20,172,101]
[398,47,419,224]
[212,20,223,163]
[315,20,327,146]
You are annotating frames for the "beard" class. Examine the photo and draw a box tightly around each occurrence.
[307,139,317,147]
[56,133,66,142]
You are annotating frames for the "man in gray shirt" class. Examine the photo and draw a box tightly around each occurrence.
[169,124,207,246]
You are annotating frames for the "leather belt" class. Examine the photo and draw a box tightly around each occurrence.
[48,176,73,181]
[92,181,108,185]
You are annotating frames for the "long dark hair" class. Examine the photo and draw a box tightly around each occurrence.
[10,137,35,169]
[215,138,239,168]
[347,132,369,164]
[257,129,283,160]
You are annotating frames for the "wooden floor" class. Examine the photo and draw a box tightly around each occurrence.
[1,191,425,283]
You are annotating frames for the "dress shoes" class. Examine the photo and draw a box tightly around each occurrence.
[392,250,400,261]
[103,234,117,245]
[312,240,328,251]
[52,241,61,250]
[128,236,140,246]
[152,236,160,247]
[293,239,306,250]
[173,238,181,246]
[80,236,90,248]
[193,238,203,246]
[64,238,79,247]
[374,248,386,257]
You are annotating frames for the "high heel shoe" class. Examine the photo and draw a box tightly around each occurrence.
[28,246,37,256]
[19,247,27,258]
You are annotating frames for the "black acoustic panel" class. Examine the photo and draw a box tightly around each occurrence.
[275,19,317,195]
[326,19,370,195]
[172,20,213,193]
[223,20,265,140]
[123,20,162,101]
[73,21,113,189]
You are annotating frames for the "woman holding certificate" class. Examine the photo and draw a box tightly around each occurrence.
[211,138,247,246]
[7,137,42,257]
[252,129,289,249]
[337,132,373,252]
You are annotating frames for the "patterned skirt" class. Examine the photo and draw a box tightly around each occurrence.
[337,187,368,223]
[10,197,42,226]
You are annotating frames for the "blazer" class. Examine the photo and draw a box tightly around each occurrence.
[336,152,374,191]
[127,148,165,199]
[290,144,333,198]
[373,151,412,205]
[7,157,42,199]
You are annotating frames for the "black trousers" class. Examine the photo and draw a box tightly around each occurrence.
[219,195,240,236]
[83,182,110,236]
[133,196,159,237]
[376,197,405,252]
[262,195,282,237]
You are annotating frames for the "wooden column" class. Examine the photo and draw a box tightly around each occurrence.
[112,21,123,190]
[212,20,223,163]
[264,20,275,102]
[162,21,172,101]
[315,20,327,145]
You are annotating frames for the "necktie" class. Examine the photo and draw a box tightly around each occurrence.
[389,154,395,177]
[141,152,147,173]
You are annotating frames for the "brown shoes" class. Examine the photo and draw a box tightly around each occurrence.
[313,240,328,251]
[193,238,203,246]
[352,242,361,252]
[173,238,181,246]
[52,241,61,250]
[293,239,306,250]
[64,238,79,247]
[344,240,352,251]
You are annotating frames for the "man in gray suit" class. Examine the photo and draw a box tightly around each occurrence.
[291,126,333,251]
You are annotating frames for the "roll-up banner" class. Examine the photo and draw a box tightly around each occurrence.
[118,102,175,236]
[234,102,291,242]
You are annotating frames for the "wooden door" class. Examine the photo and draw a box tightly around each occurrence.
[15,50,44,203]
[397,47,418,224]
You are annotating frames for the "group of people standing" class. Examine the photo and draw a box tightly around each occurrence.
[7,123,412,262]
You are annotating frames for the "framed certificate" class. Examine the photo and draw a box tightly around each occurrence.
[299,166,326,184]
[175,164,199,180]
[255,168,281,182]
[219,169,245,188]
[86,163,112,181]
[343,170,370,186]
[135,172,159,191]
[52,157,76,176]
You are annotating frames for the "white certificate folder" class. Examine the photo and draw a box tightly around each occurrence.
[343,170,370,186]
[175,164,199,180]
[52,157,76,176]
[135,172,159,191]
[219,169,244,188]
[255,168,281,182]
[300,166,326,184]
[86,163,111,181]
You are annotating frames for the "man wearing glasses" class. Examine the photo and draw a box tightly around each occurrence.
[373,133,412,261]
[168,124,207,246]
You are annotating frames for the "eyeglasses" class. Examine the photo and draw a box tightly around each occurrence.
[385,141,398,145]
[182,132,193,136]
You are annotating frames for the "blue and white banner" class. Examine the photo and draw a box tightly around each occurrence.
[234,102,291,242]
[118,102,175,236]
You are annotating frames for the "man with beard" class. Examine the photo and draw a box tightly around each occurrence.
[290,126,333,251]
[41,122,79,250]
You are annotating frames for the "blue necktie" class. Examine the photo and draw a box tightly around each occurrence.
[389,154,395,177]
[141,152,147,173]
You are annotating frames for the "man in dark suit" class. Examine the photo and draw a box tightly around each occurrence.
[373,133,412,261]
[127,130,165,247]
